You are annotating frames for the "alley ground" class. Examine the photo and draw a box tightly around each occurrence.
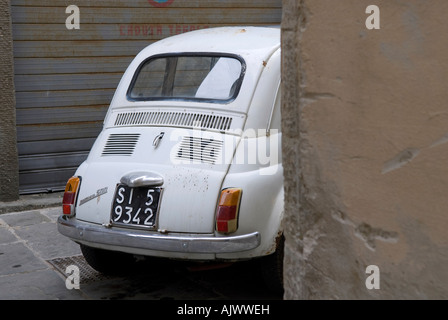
[0,193,281,300]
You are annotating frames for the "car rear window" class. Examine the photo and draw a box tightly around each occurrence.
[127,54,245,103]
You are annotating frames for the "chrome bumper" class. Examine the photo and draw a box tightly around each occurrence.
[57,216,260,254]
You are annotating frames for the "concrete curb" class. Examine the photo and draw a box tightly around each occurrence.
[0,192,63,214]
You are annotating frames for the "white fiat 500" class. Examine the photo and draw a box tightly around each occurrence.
[58,26,283,292]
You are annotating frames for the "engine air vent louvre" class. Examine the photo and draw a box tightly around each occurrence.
[102,134,140,156]
[114,111,233,131]
[176,136,223,164]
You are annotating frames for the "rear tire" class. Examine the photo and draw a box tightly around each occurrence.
[258,234,284,294]
[80,244,135,275]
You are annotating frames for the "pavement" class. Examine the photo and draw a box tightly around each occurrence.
[0,193,85,299]
[0,193,283,301]
[0,192,64,215]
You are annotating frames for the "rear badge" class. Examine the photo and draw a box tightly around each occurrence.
[79,187,108,206]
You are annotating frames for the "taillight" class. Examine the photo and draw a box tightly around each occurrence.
[62,176,80,216]
[215,188,242,234]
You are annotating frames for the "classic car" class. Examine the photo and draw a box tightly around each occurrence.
[57,26,284,292]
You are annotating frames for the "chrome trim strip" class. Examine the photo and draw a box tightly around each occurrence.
[57,216,260,254]
[266,81,281,136]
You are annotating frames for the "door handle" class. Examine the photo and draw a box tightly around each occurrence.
[153,132,165,148]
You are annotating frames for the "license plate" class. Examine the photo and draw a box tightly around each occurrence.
[111,184,162,229]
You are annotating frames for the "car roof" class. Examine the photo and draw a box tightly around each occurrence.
[136,26,280,58]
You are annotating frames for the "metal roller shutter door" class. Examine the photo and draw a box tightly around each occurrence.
[11,0,282,194]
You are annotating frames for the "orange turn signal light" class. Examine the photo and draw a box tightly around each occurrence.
[215,188,242,234]
[62,176,80,216]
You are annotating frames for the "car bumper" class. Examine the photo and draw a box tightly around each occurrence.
[57,216,261,254]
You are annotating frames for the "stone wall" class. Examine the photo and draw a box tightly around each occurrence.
[282,0,448,299]
[0,0,19,202]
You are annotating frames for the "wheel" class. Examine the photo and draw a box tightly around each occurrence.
[258,234,284,294]
[80,244,135,275]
